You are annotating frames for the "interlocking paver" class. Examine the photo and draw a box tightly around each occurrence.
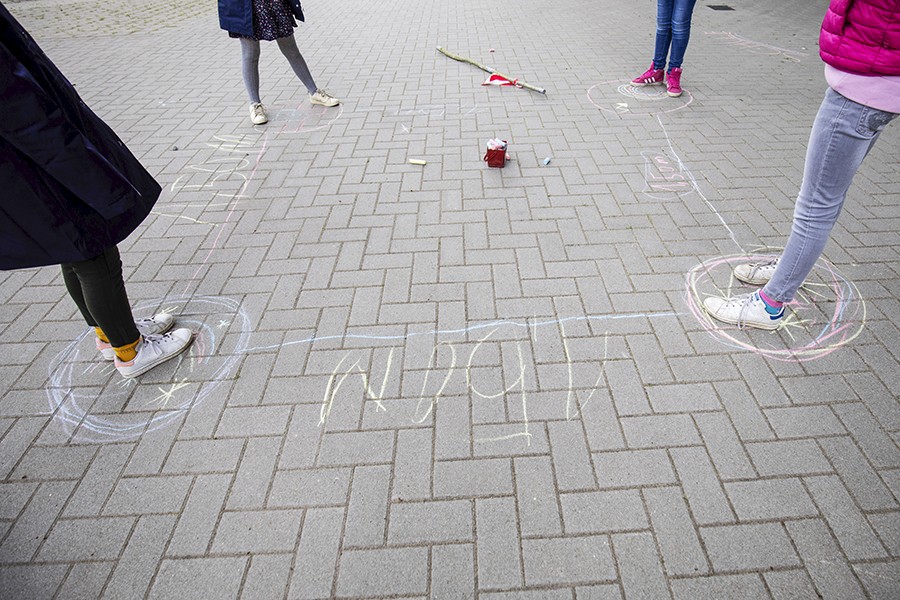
[2,0,899,597]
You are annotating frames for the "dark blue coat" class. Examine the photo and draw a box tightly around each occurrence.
[218,0,254,37]
[0,5,160,270]
[217,0,304,37]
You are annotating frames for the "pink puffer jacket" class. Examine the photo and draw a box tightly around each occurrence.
[819,0,900,75]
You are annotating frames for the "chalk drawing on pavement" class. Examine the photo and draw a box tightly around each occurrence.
[705,31,808,62]
[685,252,866,362]
[588,80,693,116]
[47,295,251,443]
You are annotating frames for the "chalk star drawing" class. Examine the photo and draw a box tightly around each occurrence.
[152,379,191,408]
[218,320,231,328]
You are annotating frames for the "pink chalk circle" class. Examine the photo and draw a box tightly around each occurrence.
[587,79,693,116]
[685,252,866,362]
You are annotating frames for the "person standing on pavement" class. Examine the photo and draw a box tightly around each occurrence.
[218,0,340,125]
[0,4,193,378]
[704,0,899,331]
[631,0,698,97]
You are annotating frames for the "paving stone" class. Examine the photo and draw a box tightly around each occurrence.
[343,464,391,547]
[643,486,709,576]
[763,569,820,600]
[103,475,191,516]
[435,458,513,498]
[612,532,669,600]
[786,519,867,599]
[0,481,75,563]
[594,449,676,488]
[700,523,801,572]
[724,478,818,521]
[335,546,428,598]
[431,544,476,600]
[852,560,900,600]
[284,507,344,598]
[522,535,616,587]
[268,467,350,508]
[0,564,68,600]
[620,414,701,449]
[560,490,647,535]
[166,473,230,557]
[56,562,114,600]
[148,557,247,600]
[38,516,134,561]
[745,439,833,476]
[103,515,176,600]
[804,475,889,561]
[64,444,132,517]
[670,574,768,600]
[820,436,898,512]
[211,509,302,554]
[514,455,563,537]
[670,447,736,525]
[240,554,293,600]
[388,499,473,544]
[475,497,523,590]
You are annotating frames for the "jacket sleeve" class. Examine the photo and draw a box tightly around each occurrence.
[0,41,139,219]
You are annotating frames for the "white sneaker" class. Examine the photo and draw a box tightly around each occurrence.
[96,313,176,360]
[309,89,339,107]
[703,291,785,331]
[734,258,779,286]
[115,328,194,378]
[249,102,268,124]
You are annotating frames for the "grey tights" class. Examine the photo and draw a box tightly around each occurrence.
[240,35,317,103]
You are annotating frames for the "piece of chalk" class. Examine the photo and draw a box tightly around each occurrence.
[543,156,552,165]
[409,159,427,165]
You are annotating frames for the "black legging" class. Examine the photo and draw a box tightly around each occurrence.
[61,246,139,347]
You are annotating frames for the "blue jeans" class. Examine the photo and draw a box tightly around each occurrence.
[764,88,897,303]
[652,0,697,71]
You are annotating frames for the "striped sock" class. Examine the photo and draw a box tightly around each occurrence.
[758,289,783,314]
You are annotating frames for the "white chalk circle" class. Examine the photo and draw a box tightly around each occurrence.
[46,295,251,443]
[685,252,866,362]
[588,79,693,116]
[270,103,343,133]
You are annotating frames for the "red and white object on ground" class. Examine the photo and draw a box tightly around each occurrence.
[482,73,519,87]
[484,139,508,168]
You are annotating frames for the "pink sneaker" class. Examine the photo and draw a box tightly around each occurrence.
[632,64,664,86]
[666,67,683,97]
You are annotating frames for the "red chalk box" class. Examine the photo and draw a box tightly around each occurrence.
[484,144,507,168]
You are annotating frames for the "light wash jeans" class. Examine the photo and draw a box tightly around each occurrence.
[652,0,698,71]
[764,88,897,303]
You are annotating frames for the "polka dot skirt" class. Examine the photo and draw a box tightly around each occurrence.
[229,0,296,41]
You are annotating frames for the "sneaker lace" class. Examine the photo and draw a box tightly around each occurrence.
[747,258,778,279]
[316,89,334,100]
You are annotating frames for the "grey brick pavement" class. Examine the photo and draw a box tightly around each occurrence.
[1,0,899,597]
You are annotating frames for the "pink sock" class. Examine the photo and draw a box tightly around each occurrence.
[759,289,783,308]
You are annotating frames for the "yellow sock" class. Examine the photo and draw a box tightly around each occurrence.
[95,328,109,343]
[114,337,141,362]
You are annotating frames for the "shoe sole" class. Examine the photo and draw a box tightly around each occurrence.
[117,335,194,378]
[705,306,783,331]
[632,81,664,87]
[667,90,683,97]
[251,118,268,124]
